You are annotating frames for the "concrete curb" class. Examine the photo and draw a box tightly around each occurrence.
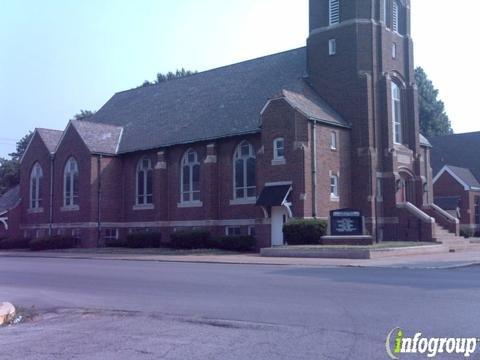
[1,250,479,270]
[0,302,15,326]
[260,245,447,259]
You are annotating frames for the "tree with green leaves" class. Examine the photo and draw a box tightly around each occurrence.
[71,110,96,121]
[141,68,197,87]
[0,131,33,196]
[415,67,453,138]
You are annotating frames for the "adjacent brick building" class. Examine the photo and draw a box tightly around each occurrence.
[2,0,455,248]
[431,133,480,235]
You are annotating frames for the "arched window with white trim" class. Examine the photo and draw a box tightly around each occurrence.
[233,141,256,200]
[136,157,153,205]
[30,163,43,209]
[391,82,403,144]
[64,157,79,207]
[181,149,200,203]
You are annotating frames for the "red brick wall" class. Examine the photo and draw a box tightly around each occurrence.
[20,132,54,234]
[434,172,474,226]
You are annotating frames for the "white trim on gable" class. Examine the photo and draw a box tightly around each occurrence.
[260,96,285,116]
[432,165,479,191]
[260,94,349,130]
[0,216,8,230]
[53,121,73,154]
[19,129,39,164]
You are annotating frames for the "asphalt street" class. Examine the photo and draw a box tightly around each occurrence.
[0,257,479,359]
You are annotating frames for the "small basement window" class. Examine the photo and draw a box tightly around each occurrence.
[226,226,242,237]
[105,229,119,241]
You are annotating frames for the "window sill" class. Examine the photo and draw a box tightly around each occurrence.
[330,196,340,202]
[133,204,155,211]
[178,201,203,208]
[28,207,44,214]
[330,147,337,151]
[61,205,80,212]
[271,159,286,166]
[230,198,257,206]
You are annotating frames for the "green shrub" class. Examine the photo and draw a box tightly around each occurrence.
[169,230,211,249]
[0,238,31,250]
[460,228,475,239]
[209,236,256,252]
[29,236,77,251]
[104,239,126,248]
[283,219,328,245]
[124,232,162,248]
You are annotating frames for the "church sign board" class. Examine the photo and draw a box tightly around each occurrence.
[329,209,364,236]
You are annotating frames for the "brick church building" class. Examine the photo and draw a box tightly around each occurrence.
[2,0,456,248]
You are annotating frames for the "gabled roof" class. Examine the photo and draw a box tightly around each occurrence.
[90,47,321,153]
[20,128,63,163]
[278,88,348,127]
[433,165,480,190]
[430,132,480,180]
[69,120,123,155]
[419,134,431,147]
[0,186,20,213]
[37,129,63,153]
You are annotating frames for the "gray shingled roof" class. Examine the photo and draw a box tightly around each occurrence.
[430,132,480,180]
[0,186,20,213]
[90,47,347,153]
[281,88,347,127]
[70,120,123,155]
[419,134,431,147]
[37,128,63,153]
[443,165,480,189]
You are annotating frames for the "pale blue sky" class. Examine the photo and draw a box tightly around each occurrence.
[1,0,478,157]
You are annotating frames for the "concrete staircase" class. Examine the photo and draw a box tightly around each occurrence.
[434,224,470,252]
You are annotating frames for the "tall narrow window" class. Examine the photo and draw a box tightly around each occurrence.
[136,157,153,205]
[181,149,201,203]
[30,163,43,209]
[330,131,338,150]
[330,174,339,198]
[234,141,256,200]
[329,0,340,25]
[273,138,285,161]
[64,157,79,207]
[391,82,403,144]
[329,39,337,55]
[392,1,399,33]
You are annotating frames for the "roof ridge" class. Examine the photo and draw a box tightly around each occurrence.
[71,119,123,129]
[36,127,63,133]
[432,131,480,139]
[113,47,306,96]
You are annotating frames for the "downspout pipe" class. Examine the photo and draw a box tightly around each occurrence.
[97,155,102,247]
[311,121,317,218]
[48,154,55,237]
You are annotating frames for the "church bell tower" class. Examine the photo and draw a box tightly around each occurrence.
[307,0,428,240]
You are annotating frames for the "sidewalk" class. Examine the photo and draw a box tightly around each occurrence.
[1,249,480,269]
